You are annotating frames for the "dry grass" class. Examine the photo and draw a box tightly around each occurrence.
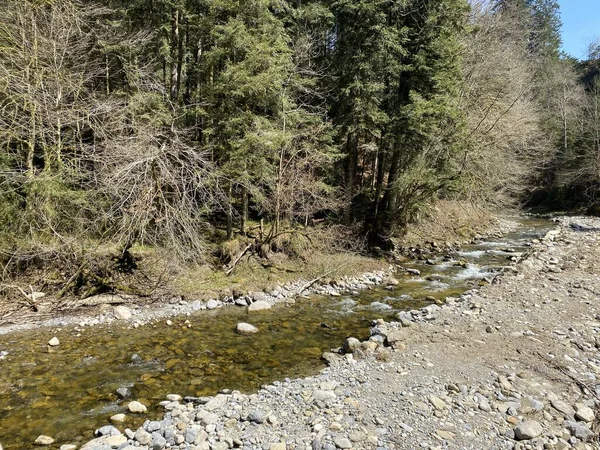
[401,200,503,246]
[171,250,386,300]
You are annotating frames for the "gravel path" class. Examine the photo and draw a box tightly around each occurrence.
[46,217,600,449]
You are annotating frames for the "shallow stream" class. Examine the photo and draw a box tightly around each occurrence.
[0,218,552,449]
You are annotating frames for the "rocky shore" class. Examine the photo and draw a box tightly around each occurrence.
[0,217,520,337]
[58,216,600,450]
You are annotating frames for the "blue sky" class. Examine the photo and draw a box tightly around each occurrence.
[559,0,599,59]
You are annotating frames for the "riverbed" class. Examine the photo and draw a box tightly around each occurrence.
[0,218,552,449]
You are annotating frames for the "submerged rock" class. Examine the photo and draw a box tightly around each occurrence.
[236,323,259,334]
[248,300,272,312]
[47,337,60,347]
[128,400,147,413]
[34,435,55,446]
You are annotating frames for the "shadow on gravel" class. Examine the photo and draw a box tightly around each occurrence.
[569,223,600,232]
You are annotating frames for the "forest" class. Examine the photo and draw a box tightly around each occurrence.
[0,0,599,296]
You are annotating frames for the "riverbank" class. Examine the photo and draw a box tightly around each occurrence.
[76,216,600,450]
[0,202,513,335]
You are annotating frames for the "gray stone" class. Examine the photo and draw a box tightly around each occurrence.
[565,421,593,440]
[236,323,259,334]
[343,338,361,353]
[575,406,595,422]
[135,429,152,445]
[206,299,219,310]
[551,399,575,417]
[113,306,132,320]
[428,395,447,410]
[192,300,203,310]
[185,427,197,444]
[334,437,352,449]
[151,432,166,450]
[146,421,161,432]
[313,390,336,402]
[116,387,131,399]
[80,435,126,450]
[248,301,272,312]
[95,425,120,437]
[385,330,404,349]
[59,446,77,450]
[514,421,543,440]
[204,394,229,410]
[200,412,218,425]
[248,409,270,424]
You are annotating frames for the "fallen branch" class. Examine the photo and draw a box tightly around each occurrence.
[0,283,39,312]
[225,243,254,276]
[300,262,351,293]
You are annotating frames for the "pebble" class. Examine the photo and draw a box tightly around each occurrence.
[248,301,272,312]
[134,428,152,445]
[113,306,132,320]
[514,421,543,440]
[334,437,352,449]
[34,435,55,446]
[128,400,147,413]
[47,337,60,347]
[575,406,594,422]
[428,394,446,410]
[236,322,259,334]
[110,413,126,423]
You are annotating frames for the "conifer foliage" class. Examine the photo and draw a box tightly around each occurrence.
[0,0,598,270]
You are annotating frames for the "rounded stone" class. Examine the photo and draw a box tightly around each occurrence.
[47,337,60,347]
[34,435,55,446]
[575,406,595,422]
[236,323,259,335]
[128,400,148,413]
[113,306,132,320]
[514,420,543,440]
[110,413,126,423]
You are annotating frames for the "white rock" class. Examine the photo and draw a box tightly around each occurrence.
[59,445,77,450]
[166,394,182,401]
[127,400,147,413]
[113,306,132,320]
[236,323,259,334]
[34,435,55,446]
[110,413,126,423]
[248,300,272,312]
[206,299,219,310]
[48,337,60,347]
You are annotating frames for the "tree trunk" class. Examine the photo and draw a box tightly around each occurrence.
[170,7,180,102]
[344,132,358,224]
[240,186,248,235]
[226,183,233,240]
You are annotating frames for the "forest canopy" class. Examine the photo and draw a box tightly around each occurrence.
[0,0,599,283]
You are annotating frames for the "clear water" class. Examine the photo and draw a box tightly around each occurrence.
[0,218,552,450]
